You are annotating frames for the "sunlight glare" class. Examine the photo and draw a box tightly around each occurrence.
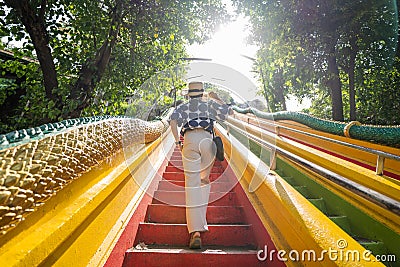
[187,16,259,100]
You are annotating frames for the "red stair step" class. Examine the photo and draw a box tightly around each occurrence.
[165,166,222,173]
[157,180,237,192]
[158,179,184,186]
[118,147,270,267]
[171,152,182,158]
[168,160,222,167]
[169,155,222,164]
[151,191,238,206]
[160,179,236,188]
[168,159,222,165]
[145,204,245,224]
[123,246,265,267]
[162,172,228,182]
[135,223,255,247]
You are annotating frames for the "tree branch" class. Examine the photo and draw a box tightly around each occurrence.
[67,0,125,118]
[39,0,47,22]
[4,0,61,108]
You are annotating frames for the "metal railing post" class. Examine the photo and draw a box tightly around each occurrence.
[376,155,385,176]
[270,149,277,170]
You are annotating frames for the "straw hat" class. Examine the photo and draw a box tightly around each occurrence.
[187,82,204,97]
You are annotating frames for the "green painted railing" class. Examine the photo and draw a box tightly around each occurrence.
[233,106,400,147]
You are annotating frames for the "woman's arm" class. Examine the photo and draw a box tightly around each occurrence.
[170,120,180,143]
[208,92,234,116]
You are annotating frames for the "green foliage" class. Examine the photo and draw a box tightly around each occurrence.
[357,58,400,125]
[0,55,59,132]
[302,91,332,120]
[0,0,230,131]
[0,78,16,106]
[124,63,188,120]
[233,0,399,124]
[204,83,235,105]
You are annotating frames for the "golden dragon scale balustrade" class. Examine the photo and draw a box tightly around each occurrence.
[0,117,168,235]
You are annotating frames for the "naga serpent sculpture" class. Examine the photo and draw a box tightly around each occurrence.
[0,116,168,235]
[233,106,400,147]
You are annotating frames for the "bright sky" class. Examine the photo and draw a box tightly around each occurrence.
[186,14,261,101]
[186,2,310,110]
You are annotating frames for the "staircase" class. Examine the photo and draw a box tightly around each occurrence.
[122,146,268,266]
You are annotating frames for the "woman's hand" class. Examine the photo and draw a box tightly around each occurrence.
[208,91,221,101]
[208,92,225,105]
[176,140,183,152]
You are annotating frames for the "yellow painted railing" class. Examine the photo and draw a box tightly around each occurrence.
[0,124,174,266]
[233,113,400,179]
[225,117,400,234]
[216,123,384,266]
[0,118,167,236]
[228,116,400,200]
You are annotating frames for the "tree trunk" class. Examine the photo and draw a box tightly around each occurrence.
[273,68,287,111]
[276,85,287,111]
[66,0,124,118]
[5,0,61,107]
[326,44,344,121]
[258,65,271,112]
[348,38,357,121]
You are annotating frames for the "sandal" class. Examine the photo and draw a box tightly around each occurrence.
[189,232,202,249]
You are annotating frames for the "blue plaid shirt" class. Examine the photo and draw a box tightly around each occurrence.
[170,98,231,135]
